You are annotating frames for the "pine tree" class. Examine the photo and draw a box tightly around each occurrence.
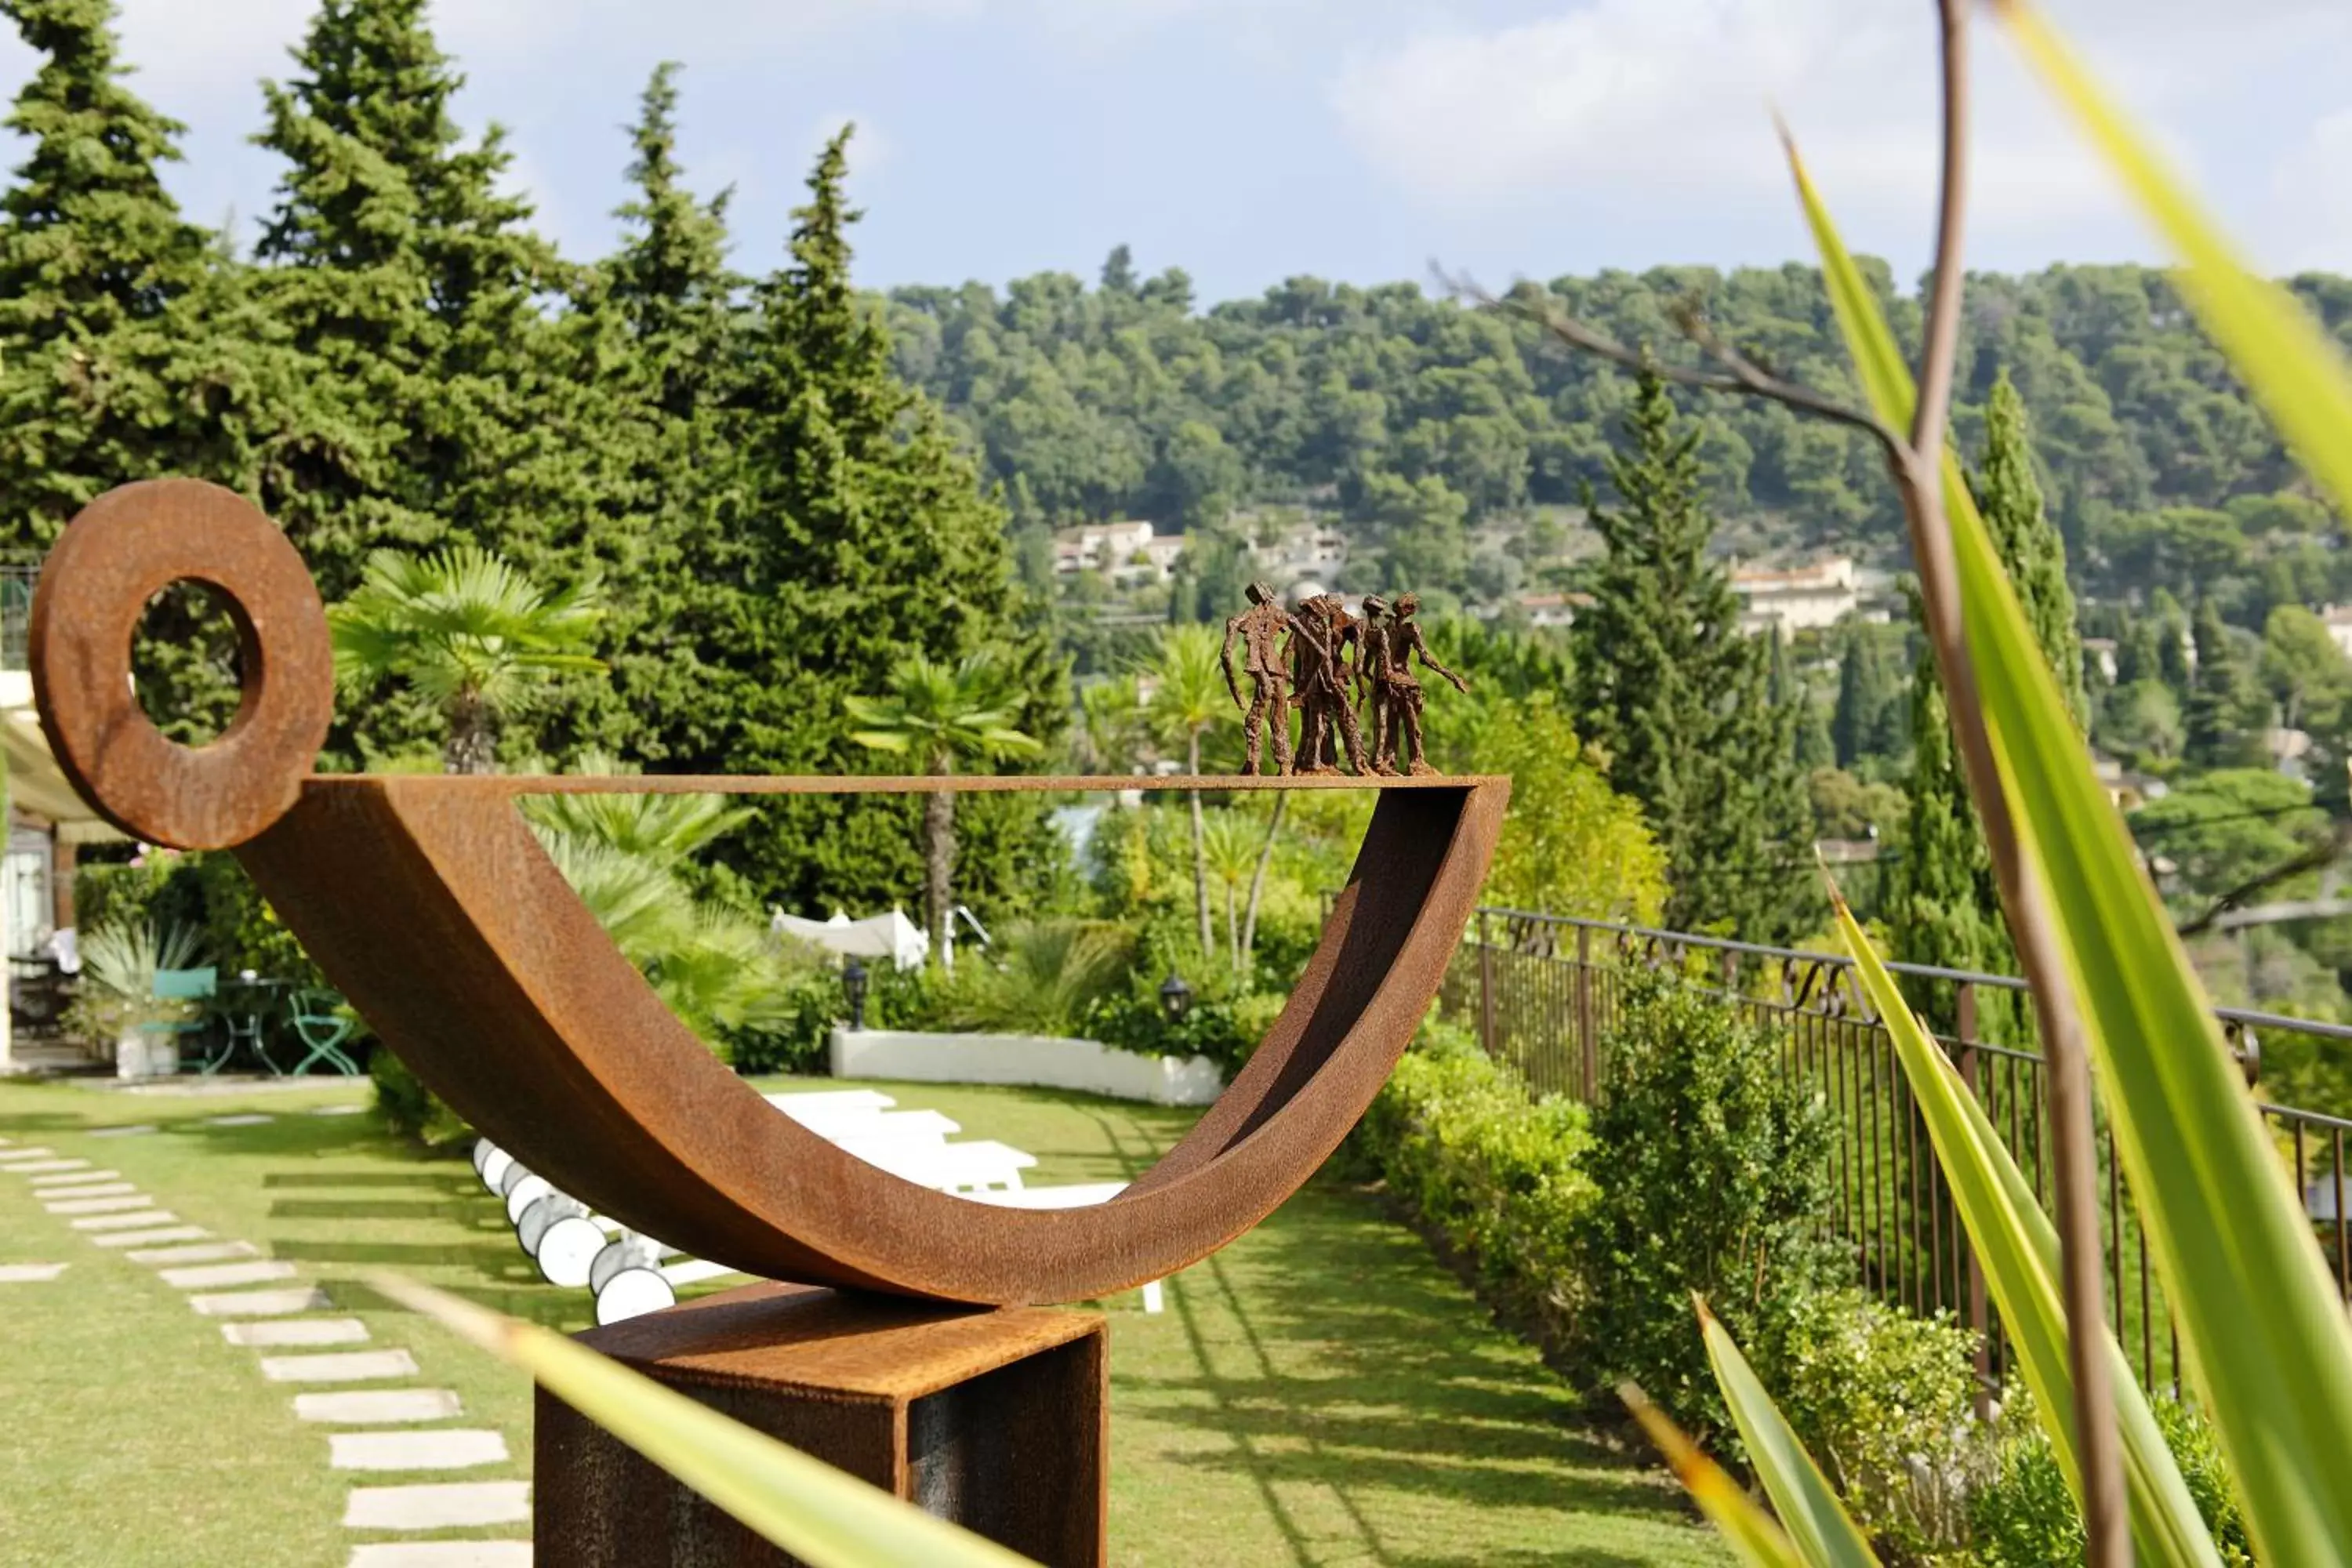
[543,61,745,764]
[1571,368,1809,940]
[249,0,564,605]
[713,129,1066,916]
[0,0,216,549]
[1891,374,2085,1018]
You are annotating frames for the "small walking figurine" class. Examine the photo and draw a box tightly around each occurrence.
[1294,594,1368,775]
[1365,593,1468,776]
[1220,582,1323,775]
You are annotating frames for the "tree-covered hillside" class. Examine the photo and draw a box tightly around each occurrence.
[887,254,2352,620]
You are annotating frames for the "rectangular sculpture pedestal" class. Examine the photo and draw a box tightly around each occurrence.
[536,1279,1107,1567]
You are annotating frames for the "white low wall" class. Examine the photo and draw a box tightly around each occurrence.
[829,1029,1224,1107]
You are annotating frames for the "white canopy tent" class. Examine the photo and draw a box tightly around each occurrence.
[2,673,129,1071]
[769,907,929,971]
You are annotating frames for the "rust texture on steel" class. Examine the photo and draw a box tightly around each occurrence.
[31,479,1509,1305]
[539,1280,1107,1567]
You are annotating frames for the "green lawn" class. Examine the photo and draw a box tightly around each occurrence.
[0,1073,1722,1567]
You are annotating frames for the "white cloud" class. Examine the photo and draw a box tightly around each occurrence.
[2271,108,2352,273]
[1326,0,2352,264]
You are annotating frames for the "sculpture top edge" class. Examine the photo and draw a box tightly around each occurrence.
[307,773,1507,797]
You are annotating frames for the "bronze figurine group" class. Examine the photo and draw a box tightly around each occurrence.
[1220,583,1468,777]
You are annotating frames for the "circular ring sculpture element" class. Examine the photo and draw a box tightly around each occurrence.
[31,481,1509,1306]
[30,480,332,851]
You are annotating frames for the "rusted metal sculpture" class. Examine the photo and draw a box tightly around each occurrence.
[1294,594,1368,777]
[1366,593,1468,778]
[33,480,1507,1564]
[32,480,1508,1305]
[1218,580,1311,776]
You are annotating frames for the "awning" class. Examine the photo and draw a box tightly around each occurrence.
[2,699,127,845]
[770,907,929,971]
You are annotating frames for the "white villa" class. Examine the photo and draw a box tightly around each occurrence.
[1733,557,1860,636]
[2324,604,2352,660]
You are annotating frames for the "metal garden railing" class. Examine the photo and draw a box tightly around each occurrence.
[1437,906,2352,1399]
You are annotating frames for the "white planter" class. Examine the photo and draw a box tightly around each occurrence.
[115,1031,180,1080]
[829,1029,1224,1106]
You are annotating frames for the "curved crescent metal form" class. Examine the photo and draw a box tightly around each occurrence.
[31,480,1508,1306]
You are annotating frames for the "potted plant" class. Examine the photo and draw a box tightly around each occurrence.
[64,921,208,1079]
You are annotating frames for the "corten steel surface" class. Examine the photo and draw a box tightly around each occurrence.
[539,1281,1106,1566]
[31,479,1509,1304]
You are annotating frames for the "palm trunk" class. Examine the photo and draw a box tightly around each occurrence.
[1225,884,1241,977]
[925,768,956,971]
[1238,792,1286,975]
[445,691,496,775]
[1188,729,1213,961]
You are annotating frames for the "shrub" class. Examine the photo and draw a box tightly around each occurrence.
[1969,1389,2253,1567]
[370,1051,471,1149]
[1773,1287,1987,1562]
[1567,970,1835,1444]
[1359,1031,1595,1343]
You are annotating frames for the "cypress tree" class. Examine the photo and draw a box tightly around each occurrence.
[1975,373,2086,728]
[2186,599,2265,768]
[1831,622,1904,771]
[1571,367,1808,941]
[1891,372,2085,1017]
[0,0,215,550]
[713,129,1065,916]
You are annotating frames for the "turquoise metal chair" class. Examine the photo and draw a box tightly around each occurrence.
[288,989,361,1076]
[149,967,219,1074]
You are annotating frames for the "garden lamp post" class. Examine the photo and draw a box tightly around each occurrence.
[1158,971,1192,1023]
[842,958,869,1033]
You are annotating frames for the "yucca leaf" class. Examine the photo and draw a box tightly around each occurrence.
[1618,1383,1807,1568]
[372,1275,1038,1568]
[1693,1300,1880,1568]
[1787,127,2352,1563]
[1991,0,2352,522]
[1828,895,2220,1568]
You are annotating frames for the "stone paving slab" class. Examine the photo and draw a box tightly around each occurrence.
[0,1146,57,1161]
[92,1225,209,1248]
[0,1264,69,1282]
[2,1158,87,1174]
[223,1317,370,1348]
[348,1541,532,1566]
[311,1105,370,1116]
[29,1168,120,1185]
[260,1348,421,1384]
[160,1258,299,1290]
[34,1182,138,1200]
[71,1209,178,1231]
[45,1194,156,1215]
[69,1213,177,1232]
[201,1113,277,1127]
[88,1124,158,1138]
[189,1285,333,1316]
[343,1482,530,1531]
[329,1430,509,1472]
[295,1389,463,1425]
[125,1240,260,1265]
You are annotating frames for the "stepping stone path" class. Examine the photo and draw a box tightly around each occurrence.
[261,1349,424,1384]
[201,1113,278,1127]
[2,1131,532,1563]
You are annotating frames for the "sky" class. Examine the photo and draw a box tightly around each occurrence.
[2,0,2348,305]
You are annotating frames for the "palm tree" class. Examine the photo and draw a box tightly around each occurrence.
[847,652,1044,967]
[1143,626,1230,962]
[1199,811,1260,978]
[1074,673,1149,775]
[329,547,605,774]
